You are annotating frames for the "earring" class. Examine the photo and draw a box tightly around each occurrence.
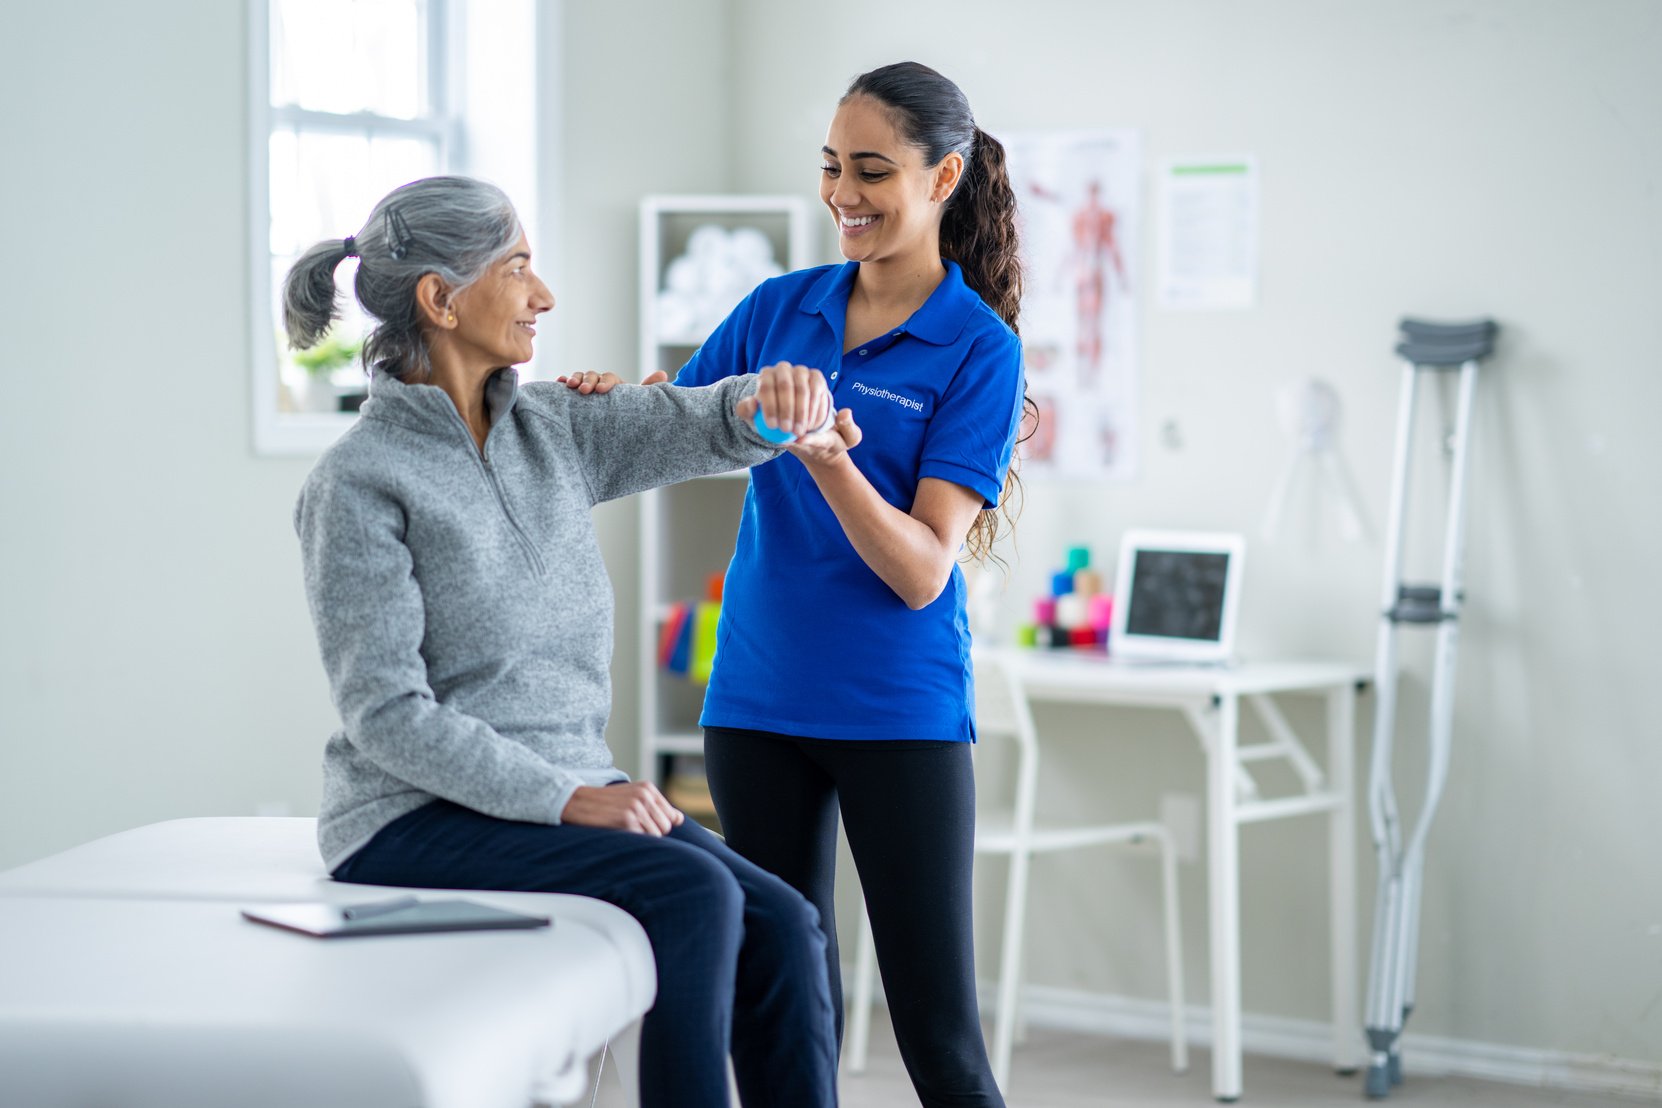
[447,314,455,323]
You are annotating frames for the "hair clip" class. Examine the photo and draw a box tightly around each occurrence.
[384,208,415,261]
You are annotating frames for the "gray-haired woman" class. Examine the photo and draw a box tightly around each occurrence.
[285,175,845,1108]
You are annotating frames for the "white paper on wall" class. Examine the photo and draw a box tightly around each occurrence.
[1157,157,1260,310]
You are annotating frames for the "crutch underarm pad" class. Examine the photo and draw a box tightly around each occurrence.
[1396,317,1498,365]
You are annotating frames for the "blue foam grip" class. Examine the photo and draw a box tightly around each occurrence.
[752,408,797,444]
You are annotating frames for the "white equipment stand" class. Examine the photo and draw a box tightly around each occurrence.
[1363,318,1498,1099]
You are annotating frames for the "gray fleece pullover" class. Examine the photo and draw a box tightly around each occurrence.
[295,367,776,870]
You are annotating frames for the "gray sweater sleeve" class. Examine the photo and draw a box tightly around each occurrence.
[296,465,587,823]
[547,374,780,505]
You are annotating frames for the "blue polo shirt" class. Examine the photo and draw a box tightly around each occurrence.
[675,260,1024,741]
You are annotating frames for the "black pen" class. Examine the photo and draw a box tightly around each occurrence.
[340,894,420,920]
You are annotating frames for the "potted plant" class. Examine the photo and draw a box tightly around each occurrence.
[289,330,363,414]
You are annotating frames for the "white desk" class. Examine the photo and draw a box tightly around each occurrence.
[1005,653,1366,1103]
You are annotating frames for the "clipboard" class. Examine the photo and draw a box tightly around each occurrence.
[241,896,552,939]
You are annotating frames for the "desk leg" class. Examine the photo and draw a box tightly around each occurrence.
[1328,686,1362,1074]
[1208,693,1243,1102]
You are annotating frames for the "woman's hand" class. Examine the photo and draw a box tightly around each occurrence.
[787,407,862,466]
[736,362,834,439]
[561,781,684,835]
[555,371,622,394]
[555,370,671,394]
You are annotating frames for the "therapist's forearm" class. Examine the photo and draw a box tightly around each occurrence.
[802,454,957,610]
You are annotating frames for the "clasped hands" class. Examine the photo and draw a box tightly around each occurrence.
[557,363,862,463]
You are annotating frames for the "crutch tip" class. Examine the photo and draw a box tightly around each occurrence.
[1364,1063,1393,1099]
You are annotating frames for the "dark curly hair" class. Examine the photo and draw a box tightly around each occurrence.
[843,62,1036,566]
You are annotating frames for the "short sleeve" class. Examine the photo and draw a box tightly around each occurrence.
[672,286,760,388]
[917,330,1025,506]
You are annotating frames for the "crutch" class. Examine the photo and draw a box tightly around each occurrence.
[1363,317,1497,1100]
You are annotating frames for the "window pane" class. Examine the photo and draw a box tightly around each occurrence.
[269,129,440,256]
[271,0,429,119]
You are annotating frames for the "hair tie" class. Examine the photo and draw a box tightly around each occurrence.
[342,235,358,258]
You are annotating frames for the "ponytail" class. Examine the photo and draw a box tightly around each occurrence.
[941,126,1023,337]
[945,125,1033,568]
[282,239,356,352]
[842,62,1036,567]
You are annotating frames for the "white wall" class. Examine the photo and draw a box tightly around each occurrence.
[2,0,1657,1076]
[0,0,731,864]
[541,0,737,757]
[721,0,1662,1065]
[0,0,336,867]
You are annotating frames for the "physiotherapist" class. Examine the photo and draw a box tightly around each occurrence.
[650,61,1030,1108]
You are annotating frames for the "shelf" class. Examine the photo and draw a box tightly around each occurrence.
[637,195,813,800]
[647,732,706,756]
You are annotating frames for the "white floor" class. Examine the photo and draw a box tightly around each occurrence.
[585,1011,1651,1107]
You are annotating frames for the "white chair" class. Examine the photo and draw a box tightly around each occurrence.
[845,646,1188,1088]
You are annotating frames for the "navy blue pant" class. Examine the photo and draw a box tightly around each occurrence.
[333,798,838,1108]
[704,728,1005,1108]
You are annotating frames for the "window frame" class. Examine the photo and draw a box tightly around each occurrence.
[247,0,463,455]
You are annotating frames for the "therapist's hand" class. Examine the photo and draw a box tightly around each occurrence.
[788,407,862,465]
[555,371,619,394]
[561,782,684,835]
[555,370,672,393]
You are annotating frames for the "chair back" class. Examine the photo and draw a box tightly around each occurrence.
[971,645,1040,836]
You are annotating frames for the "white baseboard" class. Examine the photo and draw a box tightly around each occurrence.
[982,981,1662,1103]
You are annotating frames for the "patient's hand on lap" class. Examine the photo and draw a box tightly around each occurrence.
[562,781,683,836]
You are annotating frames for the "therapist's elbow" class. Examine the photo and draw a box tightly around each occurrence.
[899,568,954,610]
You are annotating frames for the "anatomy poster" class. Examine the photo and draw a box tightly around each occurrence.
[1004,129,1141,480]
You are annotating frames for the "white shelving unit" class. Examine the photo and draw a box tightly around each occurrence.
[636,195,813,822]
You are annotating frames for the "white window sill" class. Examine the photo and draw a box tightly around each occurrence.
[254,410,358,456]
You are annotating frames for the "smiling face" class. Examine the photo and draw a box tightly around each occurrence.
[820,95,963,268]
[447,231,554,368]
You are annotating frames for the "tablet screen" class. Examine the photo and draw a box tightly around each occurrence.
[1124,549,1231,642]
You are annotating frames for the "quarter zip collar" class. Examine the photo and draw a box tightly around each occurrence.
[360,365,521,447]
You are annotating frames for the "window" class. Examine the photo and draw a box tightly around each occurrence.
[248,0,536,454]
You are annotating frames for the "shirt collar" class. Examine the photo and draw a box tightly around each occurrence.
[799,259,982,346]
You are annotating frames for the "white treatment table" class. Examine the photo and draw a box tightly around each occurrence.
[0,818,656,1108]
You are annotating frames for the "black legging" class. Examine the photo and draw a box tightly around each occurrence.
[704,727,1006,1108]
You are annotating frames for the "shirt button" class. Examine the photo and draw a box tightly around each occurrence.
[830,372,838,380]
[859,349,868,355]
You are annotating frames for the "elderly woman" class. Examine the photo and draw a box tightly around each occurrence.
[285,175,842,1108]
